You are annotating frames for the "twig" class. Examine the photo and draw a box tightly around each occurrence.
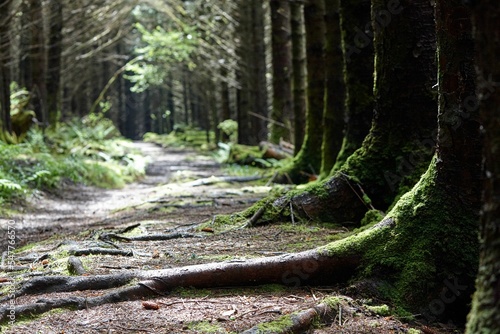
[117,223,141,234]
[339,172,373,210]
[242,200,269,228]
[266,172,279,186]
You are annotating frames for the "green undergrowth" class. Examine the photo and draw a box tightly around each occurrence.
[143,127,216,150]
[0,114,147,209]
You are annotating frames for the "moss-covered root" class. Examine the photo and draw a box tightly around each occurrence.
[362,162,479,322]
[241,297,351,334]
[208,173,370,230]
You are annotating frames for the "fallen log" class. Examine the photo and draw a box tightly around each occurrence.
[259,141,294,160]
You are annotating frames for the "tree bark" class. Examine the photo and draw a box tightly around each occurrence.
[269,0,293,144]
[466,0,500,332]
[28,0,47,125]
[236,0,252,145]
[0,0,12,134]
[46,0,63,125]
[331,0,374,171]
[219,68,231,142]
[249,0,269,144]
[290,1,307,154]
[279,0,327,183]
[18,0,31,90]
[337,0,437,209]
[320,0,345,177]
[292,0,326,179]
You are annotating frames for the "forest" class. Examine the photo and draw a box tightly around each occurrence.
[0,0,499,333]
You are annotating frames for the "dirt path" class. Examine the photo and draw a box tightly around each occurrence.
[1,143,459,333]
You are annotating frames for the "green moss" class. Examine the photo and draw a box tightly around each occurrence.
[256,314,294,333]
[366,304,390,316]
[187,321,227,333]
[361,158,479,316]
[322,296,349,309]
[318,218,393,257]
[360,210,385,227]
[407,329,422,334]
[174,287,212,298]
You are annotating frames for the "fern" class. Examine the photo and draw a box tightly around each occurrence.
[23,170,51,186]
[0,179,23,196]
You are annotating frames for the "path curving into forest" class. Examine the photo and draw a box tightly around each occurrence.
[0,143,452,333]
[4,142,229,250]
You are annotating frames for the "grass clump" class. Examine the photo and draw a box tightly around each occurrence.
[0,114,147,208]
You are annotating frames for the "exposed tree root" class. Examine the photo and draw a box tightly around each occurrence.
[99,232,204,242]
[67,256,86,275]
[68,248,136,257]
[185,175,263,187]
[0,285,155,323]
[0,220,396,324]
[126,232,204,241]
[241,301,337,334]
[211,174,371,230]
[0,273,137,302]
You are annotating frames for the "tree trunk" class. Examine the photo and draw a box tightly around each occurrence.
[18,0,31,90]
[367,0,481,321]
[466,0,500,332]
[320,0,345,177]
[219,68,231,142]
[235,0,252,145]
[28,0,47,125]
[166,74,175,133]
[269,0,293,144]
[282,0,326,183]
[249,0,268,144]
[182,68,190,126]
[290,1,306,154]
[46,0,63,125]
[0,0,12,134]
[336,0,437,209]
[331,0,374,171]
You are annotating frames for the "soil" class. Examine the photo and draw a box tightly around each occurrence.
[0,143,464,333]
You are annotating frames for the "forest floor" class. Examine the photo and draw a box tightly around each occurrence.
[1,142,463,333]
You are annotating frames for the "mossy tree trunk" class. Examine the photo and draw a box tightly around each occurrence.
[290,1,307,154]
[230,0,481,319]
[337,0,437,209]
[331,0,374,171]
[361,0,481,321]
[273,0,437,222]
[269,0,293,144]
[320,0,345,177]
[466,0,500,332]
[282,0,326,183]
